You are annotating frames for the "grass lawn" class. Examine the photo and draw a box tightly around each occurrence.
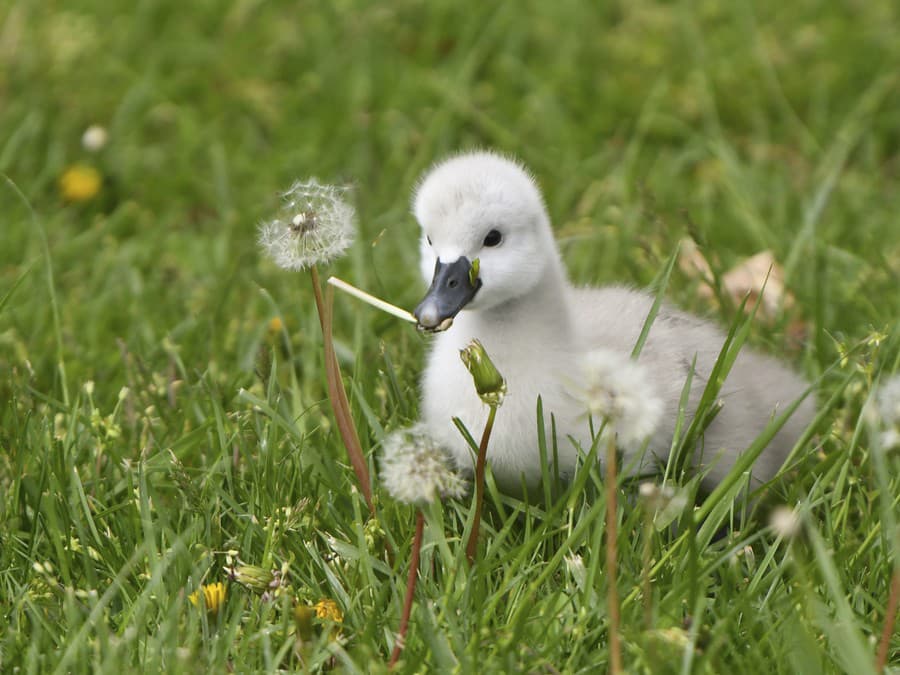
[2,0,900,671]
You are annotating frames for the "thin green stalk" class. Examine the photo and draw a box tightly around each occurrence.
[466,404,498,565]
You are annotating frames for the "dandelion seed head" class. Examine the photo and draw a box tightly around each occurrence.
[380,424,466,505]
[571,349,663,451]
[769,505,801,539]
[258,179,356,271]
[82,124,108,152]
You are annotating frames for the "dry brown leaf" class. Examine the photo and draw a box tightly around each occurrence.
[678,237,714,282]
[719,250,794,321]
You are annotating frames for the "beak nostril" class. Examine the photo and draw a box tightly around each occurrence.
[448,279,458,289]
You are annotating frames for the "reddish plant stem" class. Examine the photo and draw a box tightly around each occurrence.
[309,266,375,516]
[606,435,622,674]
[389,510,425,669]
[877,567,900,672]
[465,405,497,565]
[642,513,654,631]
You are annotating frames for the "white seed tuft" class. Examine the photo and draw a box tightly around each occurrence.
[380,424,466,505]
[572,349,663,452]
[769,505,802,539]
[258,179,356,271]
[82,124,108,152]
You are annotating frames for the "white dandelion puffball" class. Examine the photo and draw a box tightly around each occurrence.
[576,349,664,451]
[258,179,356,270]
[769,505,801,539]
[380,424,466,505]
[82,124,108,152]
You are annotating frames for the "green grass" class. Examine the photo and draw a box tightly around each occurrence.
[2,0,900,671]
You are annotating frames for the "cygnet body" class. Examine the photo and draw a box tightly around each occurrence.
[412,151,815,494]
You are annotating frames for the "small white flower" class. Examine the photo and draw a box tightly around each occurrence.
[81,124,108,152]
[572,349,663,452]
[380,424,466,505]
[769,505,801,539]
[258,179,356,270]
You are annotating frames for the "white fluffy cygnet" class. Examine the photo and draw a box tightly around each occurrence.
[411,151,815,495]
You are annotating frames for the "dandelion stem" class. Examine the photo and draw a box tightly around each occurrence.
[389,509,425,669]
[606,434,623,674]
[466,404,497,565]
[876,567,900,672]
[327,276,417,323]
[309,266,375,516]
[642,511,654,631]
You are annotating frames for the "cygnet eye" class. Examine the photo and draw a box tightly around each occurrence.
[483,229,502,247]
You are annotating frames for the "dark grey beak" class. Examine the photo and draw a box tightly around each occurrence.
[414,256,482,331]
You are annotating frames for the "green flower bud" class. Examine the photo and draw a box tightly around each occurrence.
[459,339,506,407]
[468,258,481,288]
[226,563,274,592]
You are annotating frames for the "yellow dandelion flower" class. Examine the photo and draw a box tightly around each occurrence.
[59,164,102,202]
[314,598,343,623]
[268,316,284,333]
[312,598,343,641]
[189,582,226,616]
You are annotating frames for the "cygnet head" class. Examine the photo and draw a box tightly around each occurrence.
[412,151,560,330]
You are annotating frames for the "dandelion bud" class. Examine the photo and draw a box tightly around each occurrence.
[459,339,506,407]
[293,603,315,643]
[225,563,274,592]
